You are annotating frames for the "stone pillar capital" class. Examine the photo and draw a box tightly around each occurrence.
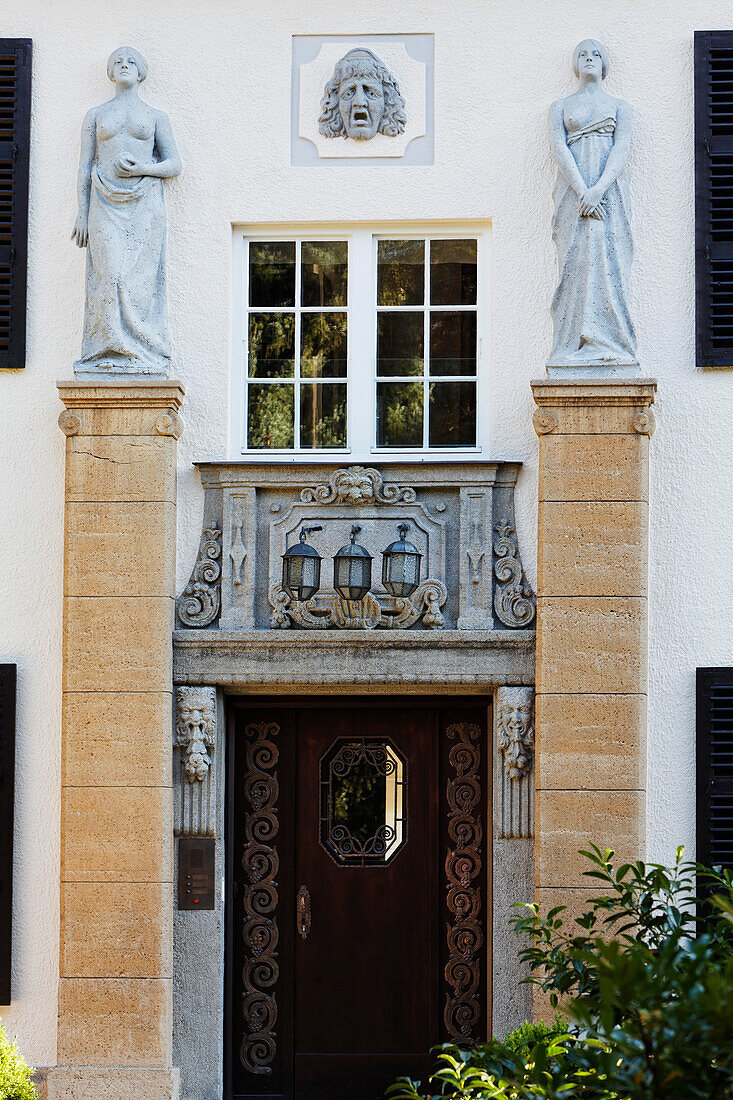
[57,380,186,441]
[531,378,656,436]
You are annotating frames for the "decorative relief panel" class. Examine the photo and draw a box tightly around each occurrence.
[175,686,217,837]
[240,721,280,1075]
[175,461,535,635]
[444,721,484,1044]
[292,35,434,166]
[176,526,222,628]
[495,686,534,839]
[268,466,447,631]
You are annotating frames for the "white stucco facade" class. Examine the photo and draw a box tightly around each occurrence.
[2,0,732,1064]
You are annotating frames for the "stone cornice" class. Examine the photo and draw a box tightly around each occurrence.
[194,459,522,491]
[530,379,657,408]
[57,380,186,411]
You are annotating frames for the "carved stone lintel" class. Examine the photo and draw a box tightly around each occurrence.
[177,526,223,628]
[493,521,536,629]
[175,686,217,837]
[268,578,447,631]
[299,466,416,506]
[496,686,534,839]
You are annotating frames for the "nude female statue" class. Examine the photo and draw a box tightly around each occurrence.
[72,47,181,375]
[547,40,637,369]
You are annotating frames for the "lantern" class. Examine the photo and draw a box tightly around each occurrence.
[333,525,372,601]
[381,523,422,597]
[281,526,323,601]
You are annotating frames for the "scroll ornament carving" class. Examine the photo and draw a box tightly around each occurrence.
[493,521,536,629]
[633,409,656,436]
[175,686,216,782]
[269,578,447,630]
[299,465,416,506]
[497,687,534,780]
[155,411,184,438]
[176,526,222,628]
[58,410,82,436]
[533,408,557,435]
[444,722,483,1045]
[241,721,280,1075]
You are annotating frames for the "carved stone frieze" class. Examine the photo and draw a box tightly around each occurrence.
[495,686,534,839]
[493,521,536,629]
[300,465,417,506]
[174,686,217,837]
[268,578,447,631]
[176,526,223,628]
[444,721,484,1045]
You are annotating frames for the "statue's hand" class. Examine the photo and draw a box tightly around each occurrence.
[71,213,88,248]
[114,155,150,178]
[579,186,605,218]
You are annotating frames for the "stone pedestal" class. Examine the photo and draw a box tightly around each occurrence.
[48,382,184,1100]
[531,379,656,1015]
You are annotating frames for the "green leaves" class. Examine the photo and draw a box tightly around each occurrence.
[389,849,733,1100]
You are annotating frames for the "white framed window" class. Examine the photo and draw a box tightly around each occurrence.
[231,223,490,460]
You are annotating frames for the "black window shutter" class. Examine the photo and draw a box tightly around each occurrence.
[697,667,733,870]
[0,664,16,1005]
[0,40,31,371]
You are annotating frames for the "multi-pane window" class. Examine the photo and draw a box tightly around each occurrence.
[376,239,477,448]
[246,241,348,449]
[237,229,485,456]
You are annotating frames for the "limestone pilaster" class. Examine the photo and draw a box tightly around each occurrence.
[48,382,183,1100]
[531,379,655,1018]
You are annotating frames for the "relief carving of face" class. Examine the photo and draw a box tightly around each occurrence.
[175,688,216,783]
[338,74,385,140]
[497,689,534,780]
[319,48,407,141]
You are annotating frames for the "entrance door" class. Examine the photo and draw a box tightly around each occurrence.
[225,700,489,1100]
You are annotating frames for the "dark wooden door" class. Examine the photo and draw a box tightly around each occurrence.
[226,700,489,1100]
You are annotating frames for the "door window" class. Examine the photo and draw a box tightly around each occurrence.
[319,738,406,866]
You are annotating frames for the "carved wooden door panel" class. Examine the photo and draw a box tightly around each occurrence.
[226,701,489,1100]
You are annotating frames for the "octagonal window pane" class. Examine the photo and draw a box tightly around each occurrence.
[320,739,407,867]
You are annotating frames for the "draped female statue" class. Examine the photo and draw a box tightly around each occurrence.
[72,47,181,376]
[547,40,637,371]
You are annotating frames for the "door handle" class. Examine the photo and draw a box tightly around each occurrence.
[297,884,311,940]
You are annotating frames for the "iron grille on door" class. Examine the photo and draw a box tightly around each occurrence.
[0,40,31,371]
[697,667,733,870]
[695,31,733,368]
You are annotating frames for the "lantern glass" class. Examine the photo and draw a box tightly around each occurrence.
[382,523,422,597]
[282,527,322,601]
[333,526,373,601]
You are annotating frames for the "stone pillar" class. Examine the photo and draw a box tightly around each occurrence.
[531,380,655,988]
[48,382,184,1100]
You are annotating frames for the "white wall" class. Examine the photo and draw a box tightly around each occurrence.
[3,0,733,1062]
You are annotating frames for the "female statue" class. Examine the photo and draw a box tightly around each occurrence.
[72,47,181,376]
[547,40,637,370]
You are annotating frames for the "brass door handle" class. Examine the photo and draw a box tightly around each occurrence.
[297,884,311,940]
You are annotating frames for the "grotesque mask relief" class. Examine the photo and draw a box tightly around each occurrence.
[497,687,534,780]
[293,36,432,164]
[175,686,217,783]
[319,48,406,141]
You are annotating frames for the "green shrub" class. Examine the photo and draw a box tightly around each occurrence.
[0,1023,36,1100]
[388,847,733,1100]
